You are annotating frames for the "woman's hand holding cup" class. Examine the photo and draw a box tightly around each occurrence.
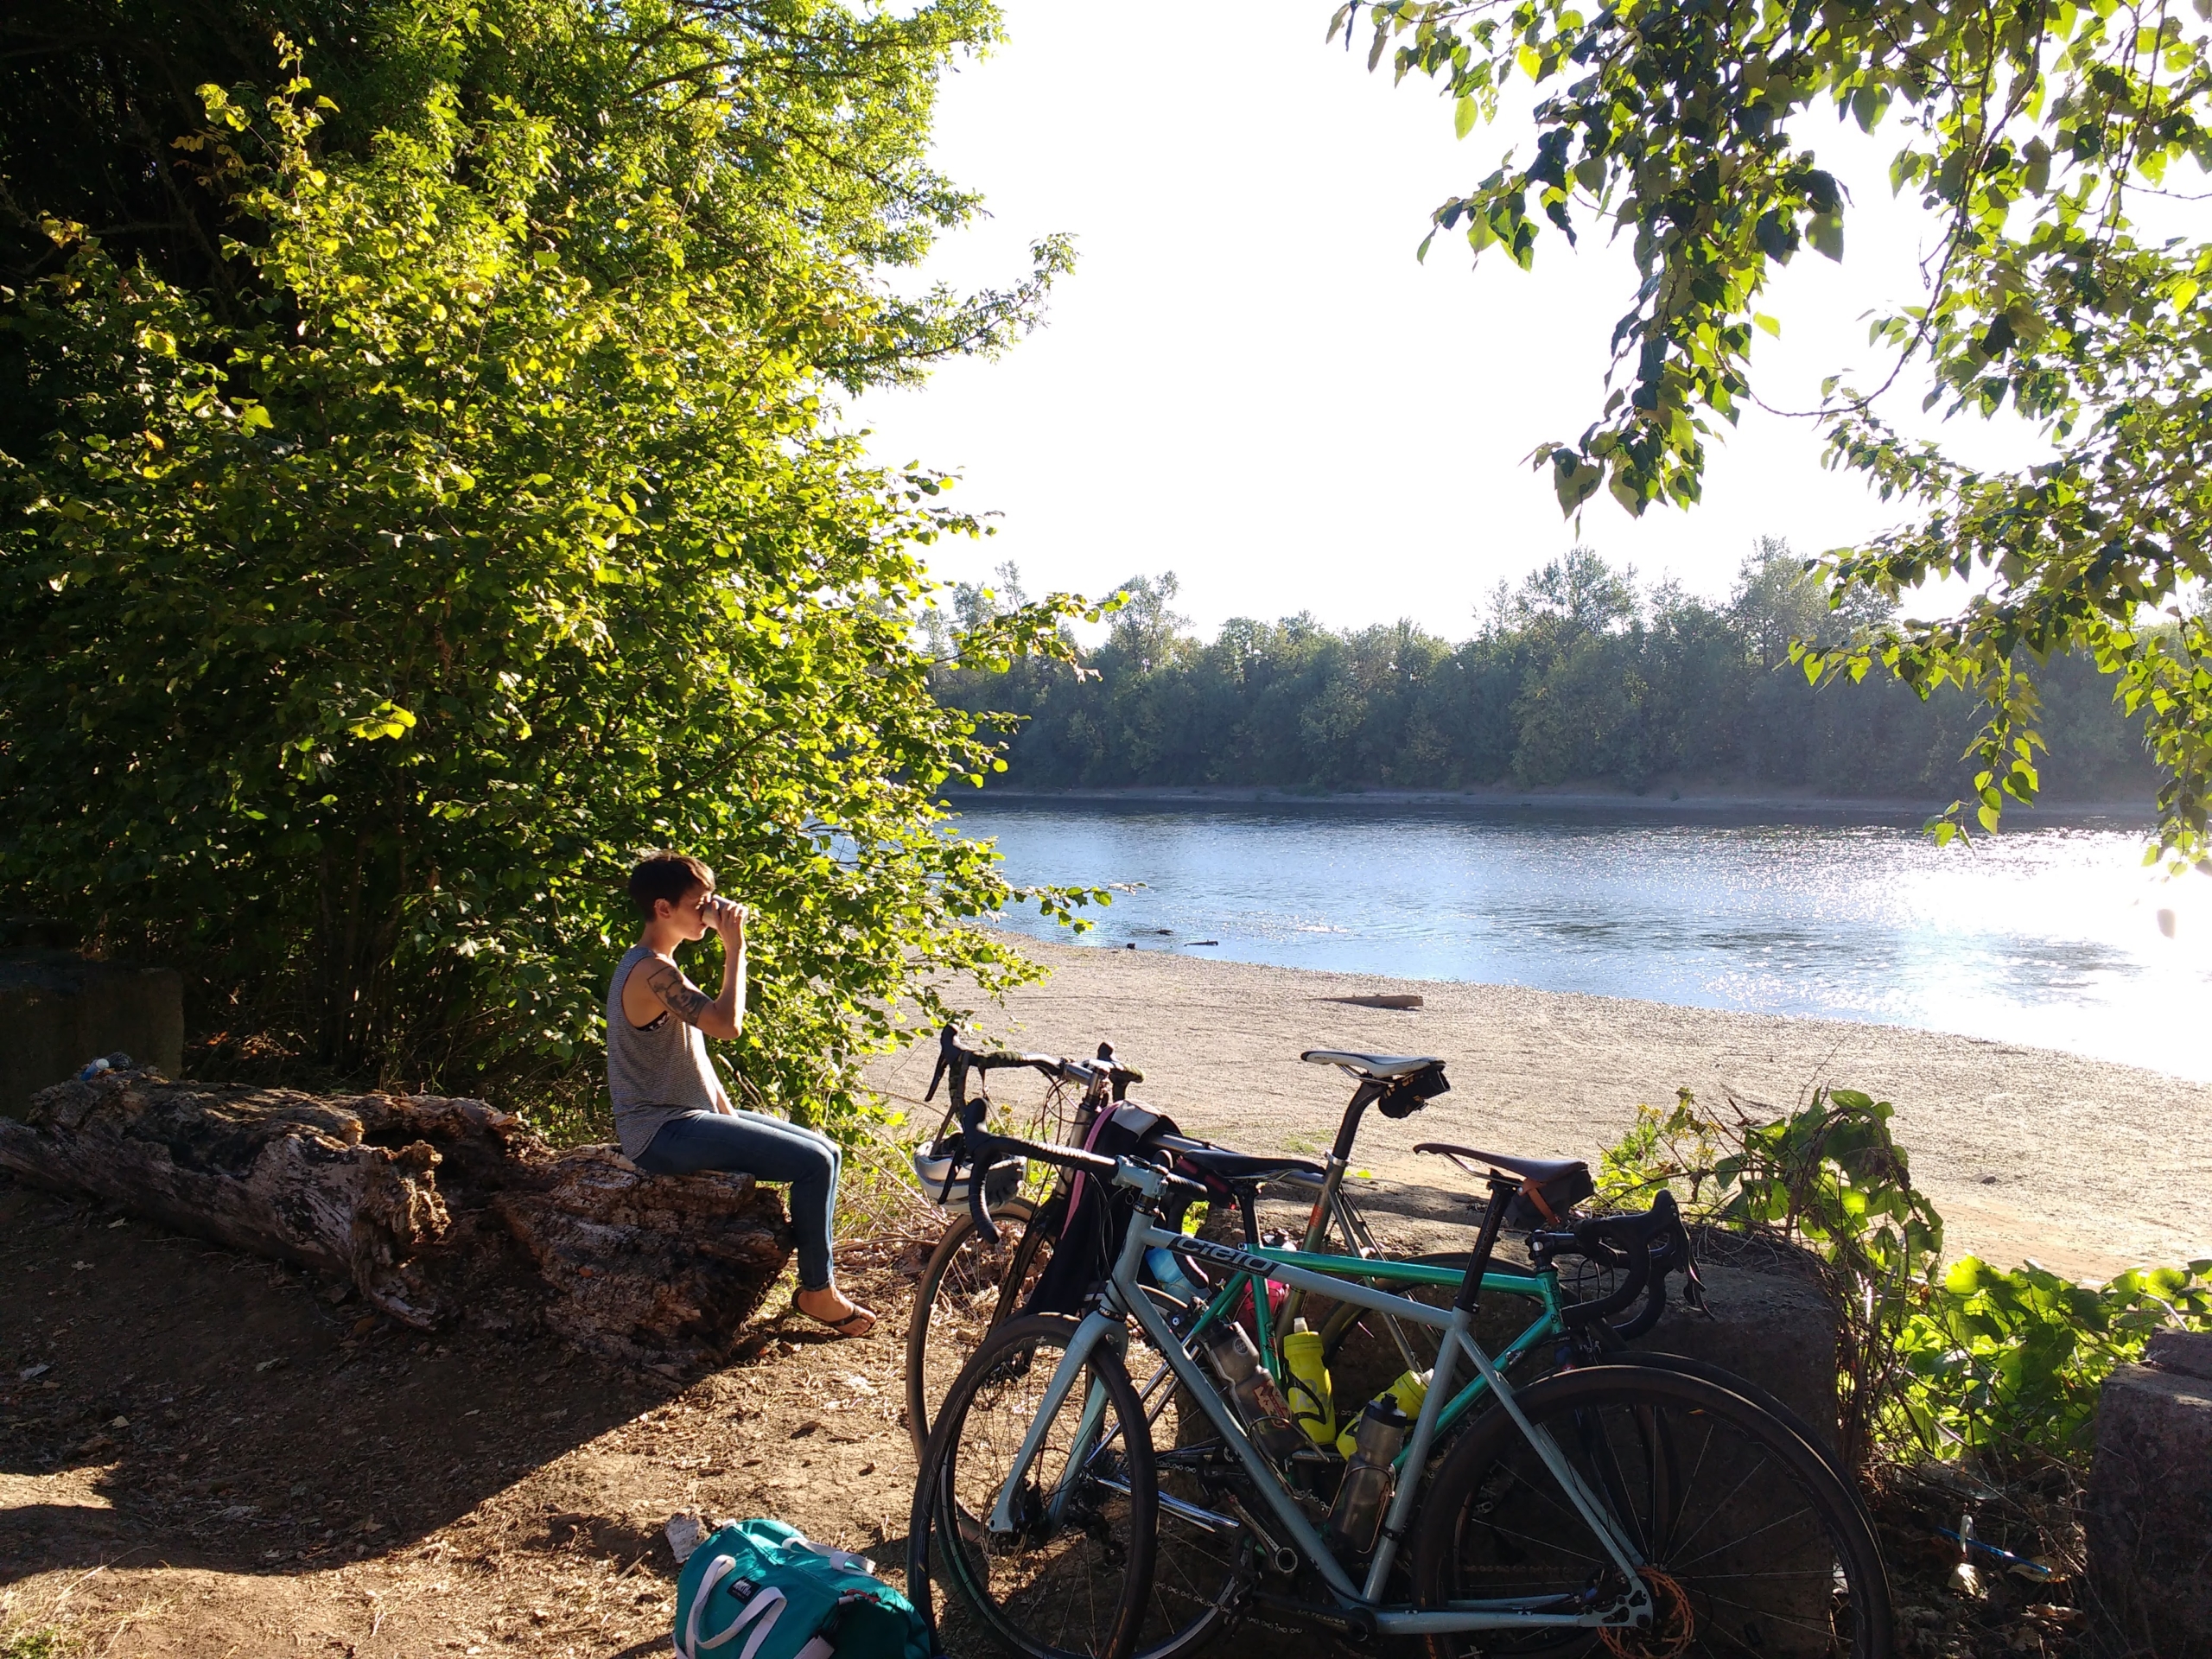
[706,895,747,947]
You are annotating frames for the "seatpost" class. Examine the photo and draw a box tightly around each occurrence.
[1328,1077,1386,1165]
[1298,1077,1386,1254]
[1453,1174,1518,1313]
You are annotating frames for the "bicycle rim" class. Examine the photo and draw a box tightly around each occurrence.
[913,1313,1156,1659]
[905,1196,1051,1456]
[1414,1364,1891,1659]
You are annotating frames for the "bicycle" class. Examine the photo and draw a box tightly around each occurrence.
[904,1024,1144,1453]
[908,1119,1892,1659]
[906,1036,1521,1455]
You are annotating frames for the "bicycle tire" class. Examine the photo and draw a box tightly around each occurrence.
[905,1194,1058,1455]
[907,1313,1157,1659]
[1608,1348,1869,1525]
[1414,1363,1892,1659]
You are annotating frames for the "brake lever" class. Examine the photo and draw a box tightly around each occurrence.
[925,1022,957,1103]
[960,1100,1001,1247]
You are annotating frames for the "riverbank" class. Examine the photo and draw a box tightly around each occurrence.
[866,934,2212,1281]
[963,782,2151,820]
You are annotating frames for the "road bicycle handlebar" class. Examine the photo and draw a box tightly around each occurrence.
[924,1023,1142,1109]
[1536,1189,1704,1336]
[952,1108,1206,1247]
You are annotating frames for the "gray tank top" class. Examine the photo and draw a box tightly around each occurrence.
[606,944,721,1160]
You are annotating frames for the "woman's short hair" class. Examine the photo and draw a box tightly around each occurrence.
[628,851,715,917]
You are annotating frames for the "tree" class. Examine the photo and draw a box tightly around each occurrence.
[0,2,1098,1132]
[1104,571,1191,671]
[1509,544,1638,635]
[1335,0,2210,865]
[1732,537,1895,672]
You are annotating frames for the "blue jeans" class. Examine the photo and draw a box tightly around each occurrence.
[636,1109,842,1292]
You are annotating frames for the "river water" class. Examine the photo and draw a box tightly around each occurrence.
[952,798,2212,1082]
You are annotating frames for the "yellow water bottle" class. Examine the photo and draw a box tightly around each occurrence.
[1281,1320,1336,1447]
[1336,1368,1429,1458]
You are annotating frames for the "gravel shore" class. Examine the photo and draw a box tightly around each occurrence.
[866,933,2212,1281]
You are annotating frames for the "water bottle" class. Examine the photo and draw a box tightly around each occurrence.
[1336,1368,1429,1457]
[1281,1319,1336,1446]
[1144,1244,1202,1304]
[1198,1320,1306,1459]
[1327,1396,1409,1554]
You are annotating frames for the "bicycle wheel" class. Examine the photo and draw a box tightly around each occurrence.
[906,1194,1058,1455]
[1123,1325,1259,1659]
[908,1313,1157,1659]
[1414,1363,1892,1659]
[1609,1348,1866,1513]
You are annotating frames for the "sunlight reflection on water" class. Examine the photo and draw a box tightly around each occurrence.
[953,800,2212,1082]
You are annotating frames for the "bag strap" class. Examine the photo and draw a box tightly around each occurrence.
[794,1539,876,1576]
[680,1556,785,1659]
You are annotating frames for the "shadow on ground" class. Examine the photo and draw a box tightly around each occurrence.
[0,1176,690,1577]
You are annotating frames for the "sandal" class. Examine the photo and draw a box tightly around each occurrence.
[795,1288,878,1339]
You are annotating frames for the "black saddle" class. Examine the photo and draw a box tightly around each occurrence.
[1414,1141,1596,1224]
[1155,1133,1325,1188]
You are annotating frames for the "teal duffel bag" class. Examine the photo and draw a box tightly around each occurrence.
[672,1518,931,1659]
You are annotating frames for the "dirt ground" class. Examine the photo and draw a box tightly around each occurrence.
[3,1147,2086,1659]
[9,932,2190,1657]
[0,1174,928,1659]
[867,935,2212,1281]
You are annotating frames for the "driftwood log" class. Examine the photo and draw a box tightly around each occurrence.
[0,1069,793,1372]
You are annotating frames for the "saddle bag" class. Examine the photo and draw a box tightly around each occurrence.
[1376,1061,1451,1119]
[1505,1161,1595,1226]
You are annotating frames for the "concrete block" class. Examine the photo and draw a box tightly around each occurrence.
[1631,1229,1842,1454]
[2146,1329,2212,1382]
[0,951,184,1118]
[2087,1358,2212,1658]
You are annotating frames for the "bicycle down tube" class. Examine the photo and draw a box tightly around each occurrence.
[980,1156,1657,1637]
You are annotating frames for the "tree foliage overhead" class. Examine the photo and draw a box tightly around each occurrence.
[1336,0,2212,867]
[0,0,1095,1129]
[941,545,2154,798]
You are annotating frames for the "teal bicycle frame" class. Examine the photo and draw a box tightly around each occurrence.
[1158,1238,1569,1476]
[988,1160,1656,1639]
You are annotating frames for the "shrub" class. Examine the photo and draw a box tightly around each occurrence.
[0,8,1096,1135]
[1602,1088,2212,1470]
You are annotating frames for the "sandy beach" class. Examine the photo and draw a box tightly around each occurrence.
[867,933,2212,1281]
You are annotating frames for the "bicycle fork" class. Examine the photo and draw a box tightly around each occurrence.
[989,1309,1130,1536]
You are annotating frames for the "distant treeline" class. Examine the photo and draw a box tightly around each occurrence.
[931,543,2157,801]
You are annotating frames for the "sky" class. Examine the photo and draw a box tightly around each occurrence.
[851,1,2049,639]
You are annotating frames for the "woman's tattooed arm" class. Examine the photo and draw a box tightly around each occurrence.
[643,960,717,1027]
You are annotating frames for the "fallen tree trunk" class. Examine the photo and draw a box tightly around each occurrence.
[0,1068,793,1372]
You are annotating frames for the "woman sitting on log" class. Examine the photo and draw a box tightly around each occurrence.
[607,851,877,1338]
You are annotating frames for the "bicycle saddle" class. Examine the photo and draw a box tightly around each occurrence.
[1154,1133,1325,1186]
[1413,1142,1586,1185]
[1414,1141,1595,1224]
[1301,1049,1444,1079]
